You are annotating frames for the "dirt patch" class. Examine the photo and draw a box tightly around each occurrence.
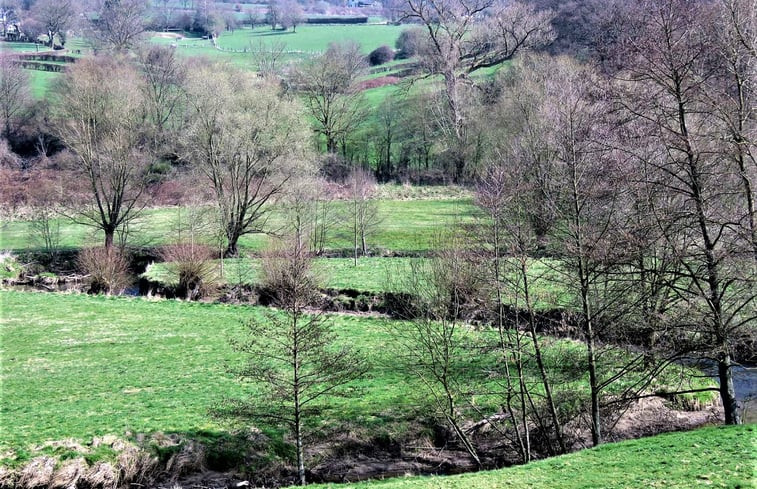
[357,76,401,91]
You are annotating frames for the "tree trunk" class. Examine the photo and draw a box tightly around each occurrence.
[225,236,239,257]
[104,228,115,250]
[522,262,566,453]
[718,352,741,425]
[295,412,305,485]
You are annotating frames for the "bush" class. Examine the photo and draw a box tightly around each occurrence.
[368,45,395,66]
[159,243,217,300]
[77,247,131,295]
[395,28,425,59]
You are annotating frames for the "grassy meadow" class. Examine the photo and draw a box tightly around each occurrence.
[0,198,477,253]
[0,289,714,467]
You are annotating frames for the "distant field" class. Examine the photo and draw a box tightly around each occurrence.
[149,24,404,69]
[26,70,60,99]
[216,24,404,53]
[310,425,757,489]
[0,198,477,253]
[0,41,52,53]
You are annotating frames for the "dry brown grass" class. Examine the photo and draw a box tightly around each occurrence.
[77,247,132,295]
[17,456,55,488]
[50,457,86,489]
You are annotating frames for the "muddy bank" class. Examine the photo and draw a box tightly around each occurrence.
[0,395,724,489]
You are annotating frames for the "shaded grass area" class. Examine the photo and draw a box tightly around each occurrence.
[310,425,757,489]
[0,199,476,253]
[0,290,712,467]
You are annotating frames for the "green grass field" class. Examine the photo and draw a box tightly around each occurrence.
[0,198,477,253]
[310,425,756,489]
[216,25,404,53]
[0,290,711,468]
[0,41,52,53]
[148,24,404,69]
[143,257,416,293]
[143,256,571,309]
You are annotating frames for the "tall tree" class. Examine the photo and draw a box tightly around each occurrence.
[31,0,76,47]
[401,0,555,181]
[290,42,367,154]
[706,0,757,259]
[182,63,312,256]
[227,237,366,485]
[54,56,149,250]
[0,57,31,139]
[89,0,149,52]
[390,238,487,467]
[137,45,187,153]
[614,0,756,425]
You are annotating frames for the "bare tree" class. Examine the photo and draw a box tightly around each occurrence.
[614,0,757,425]
[252,40,286,78]
[475,160,567,456]
[0,57,31,139]
[182,62,313,256]
[290,42,367,154]
[30,0,76,47]
[265,0,280,29]
[535,57,643,446]
[401,0,555,180]
[137,45,187,153]
[226,237,366,486]
[280,0,305,32]
[389,236,486,466]
[54,56,149,250]
[88,0,149,52]
[346,167,380,264]
[706,0,757,259]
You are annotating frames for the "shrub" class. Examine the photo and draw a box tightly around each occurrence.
[368,45,395,66]
[395,28,425,59]
[77,247,132,295]
[159,243,217,300]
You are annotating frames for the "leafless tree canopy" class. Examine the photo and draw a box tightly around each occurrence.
[54,57,149,250]
[290,42,367,154]
[182,62,313,256]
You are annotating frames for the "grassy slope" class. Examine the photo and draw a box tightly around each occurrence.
[0,199,476,253]
[311,425,757,489]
